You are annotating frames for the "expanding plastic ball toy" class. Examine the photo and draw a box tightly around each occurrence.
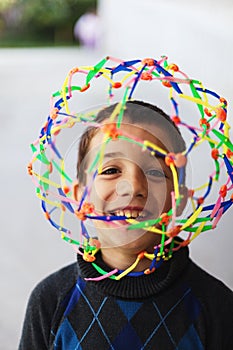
[28,56,233,280]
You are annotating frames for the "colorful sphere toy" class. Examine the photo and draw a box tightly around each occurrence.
[28,56,233,280]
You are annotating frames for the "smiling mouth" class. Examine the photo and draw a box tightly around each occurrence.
[109,208,148,220]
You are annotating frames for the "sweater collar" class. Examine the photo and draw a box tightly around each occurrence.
[77,246,190,299]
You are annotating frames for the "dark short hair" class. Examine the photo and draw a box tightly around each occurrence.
[77,100,186,184]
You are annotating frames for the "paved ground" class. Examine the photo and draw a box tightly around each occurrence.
[0,47,103,349]
[0,47,233,349]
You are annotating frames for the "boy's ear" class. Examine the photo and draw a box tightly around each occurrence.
[72,181,83,202]
[176,185,188,216]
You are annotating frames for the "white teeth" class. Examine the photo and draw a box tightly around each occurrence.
[112,209,145,219]
[124,210,131,218]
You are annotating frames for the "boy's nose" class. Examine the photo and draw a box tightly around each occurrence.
[116,166,147,198]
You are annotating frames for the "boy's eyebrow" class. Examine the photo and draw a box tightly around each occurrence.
[103,151,165,161]
[103,152,125,159]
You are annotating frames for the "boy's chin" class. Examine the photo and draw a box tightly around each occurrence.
[97,227,161,251]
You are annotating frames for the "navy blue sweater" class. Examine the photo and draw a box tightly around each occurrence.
[19,246,233,349]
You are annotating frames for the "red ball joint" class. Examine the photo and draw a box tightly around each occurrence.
[197,197,204,205]
[211,148,219,160]
[204,108,212,117]
[75,202,94,221]
[165,153,175,167]
[169,63,179,72]
[219,185,227,198]
[141,58,155,66]
[172,116,181,125]
[102,123,121,140]
[80,83,90,92]
[219,97,227,106]
[167,225,182,238]
[199,118,210,129]
[162,81,172,88]
[141,72,153,81]
[216,107,227,122]
[112,82,122,89]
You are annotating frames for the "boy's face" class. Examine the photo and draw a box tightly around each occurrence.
[77,121,177,252]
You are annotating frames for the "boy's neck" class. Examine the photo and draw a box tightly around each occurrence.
[100,248,152,272]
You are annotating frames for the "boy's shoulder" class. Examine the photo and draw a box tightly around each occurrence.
[185,260,233,348]
[18,261,79,349]
[29,261,78,305]
[40,261,78,287]
[187,259,233,304]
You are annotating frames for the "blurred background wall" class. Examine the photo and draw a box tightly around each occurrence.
[98,0,233,287]
[0,0,233,349]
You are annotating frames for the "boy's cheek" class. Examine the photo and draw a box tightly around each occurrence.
[149,181,172,204]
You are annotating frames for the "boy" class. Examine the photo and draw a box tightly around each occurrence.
[19,58,233,349]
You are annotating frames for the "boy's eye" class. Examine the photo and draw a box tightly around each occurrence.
[100,167,120,175]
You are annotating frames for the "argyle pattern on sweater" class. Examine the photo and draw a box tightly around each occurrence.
[52,276,205,350]
[18,246,233,350]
